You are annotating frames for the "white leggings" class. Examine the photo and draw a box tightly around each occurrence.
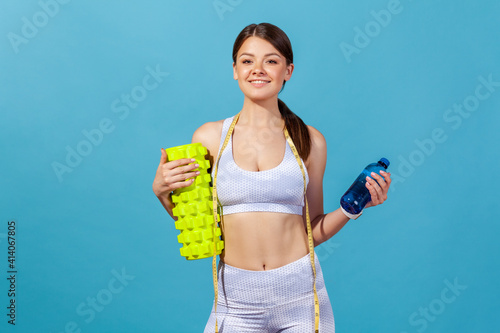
[204,252,335,332]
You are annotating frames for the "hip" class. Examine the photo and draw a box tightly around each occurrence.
[217,251,326,309]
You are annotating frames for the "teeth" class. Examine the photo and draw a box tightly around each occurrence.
[251,80,269,84]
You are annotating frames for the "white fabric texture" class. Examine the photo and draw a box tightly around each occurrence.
[204,252,335,332]
[211,115,309,215]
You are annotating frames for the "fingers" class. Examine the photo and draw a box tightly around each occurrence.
[159,148,167,165]
[162,158,200,190]
[365,177,382,205]
[168,168,200,185]
[168,176,197,191]
[380,170,392,187]
[365,171,392,206]
[154,151,202,195]
[166,158,199,173]
[370,170,391,190]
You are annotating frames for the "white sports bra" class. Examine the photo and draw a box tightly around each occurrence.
[211,115,309,215]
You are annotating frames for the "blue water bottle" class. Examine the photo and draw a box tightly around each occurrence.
[340,158,390,216]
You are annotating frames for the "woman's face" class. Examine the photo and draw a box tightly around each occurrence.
[233,36,294,102]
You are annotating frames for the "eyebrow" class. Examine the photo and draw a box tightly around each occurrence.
[238,52,282,58]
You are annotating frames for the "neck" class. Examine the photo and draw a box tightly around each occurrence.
[238,97,283,128]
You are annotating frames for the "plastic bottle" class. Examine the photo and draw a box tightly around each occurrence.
[340,158,390,215]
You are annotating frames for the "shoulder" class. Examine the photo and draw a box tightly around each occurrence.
[192,118,225,163]
[192,119,224,143]
[306,125,326,149]
[305,125,327,170]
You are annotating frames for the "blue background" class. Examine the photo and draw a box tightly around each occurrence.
[1,0,499,332]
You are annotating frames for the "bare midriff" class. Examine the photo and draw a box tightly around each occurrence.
[219,211,309,271]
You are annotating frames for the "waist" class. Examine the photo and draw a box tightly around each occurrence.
[219,212,309,270]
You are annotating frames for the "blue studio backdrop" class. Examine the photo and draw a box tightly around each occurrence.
[1,1,499,332]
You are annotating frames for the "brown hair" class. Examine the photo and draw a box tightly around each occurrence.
[232,23,311,161]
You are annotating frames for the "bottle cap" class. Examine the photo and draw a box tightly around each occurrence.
[379,158,390,169]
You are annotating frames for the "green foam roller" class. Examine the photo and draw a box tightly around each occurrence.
[179,240,224,259]
[172,200,212,218]
[171,187,211,204]
[164,143,224,260]
[174,214,215,231]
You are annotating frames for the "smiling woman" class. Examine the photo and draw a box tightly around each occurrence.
[152,22,392,333]
[233,41,291,100]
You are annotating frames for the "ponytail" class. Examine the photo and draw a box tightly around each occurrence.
[278,98,311,162]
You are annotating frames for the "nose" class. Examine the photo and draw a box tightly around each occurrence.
[251,62,265,75]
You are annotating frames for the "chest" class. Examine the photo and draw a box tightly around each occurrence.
[231,128,286,172]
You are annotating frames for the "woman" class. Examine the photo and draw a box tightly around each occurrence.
[153,23,391,332]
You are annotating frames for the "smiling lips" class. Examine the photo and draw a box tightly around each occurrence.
[249,79,271,87]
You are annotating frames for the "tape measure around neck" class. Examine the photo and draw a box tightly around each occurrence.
[211,112,319,332]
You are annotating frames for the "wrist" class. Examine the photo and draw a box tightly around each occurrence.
[340,206,363,220]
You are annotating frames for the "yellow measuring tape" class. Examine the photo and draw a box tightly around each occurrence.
[211,112,320,332]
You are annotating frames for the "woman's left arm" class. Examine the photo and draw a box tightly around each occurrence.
[303,126,391,246]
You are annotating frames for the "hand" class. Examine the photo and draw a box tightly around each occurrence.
[364,170,391,208]
[152,148,200,197]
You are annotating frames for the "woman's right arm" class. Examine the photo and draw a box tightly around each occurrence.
[152,120,222,221]
[152,148,201,221]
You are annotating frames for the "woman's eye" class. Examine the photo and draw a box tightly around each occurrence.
[268,60,278,64]
[242,60,252,64]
